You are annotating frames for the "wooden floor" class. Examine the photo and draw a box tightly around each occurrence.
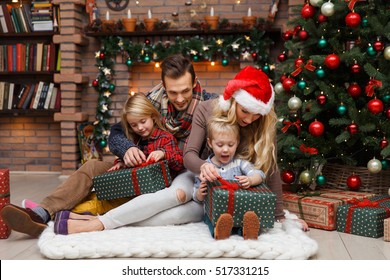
[1,172,390,260]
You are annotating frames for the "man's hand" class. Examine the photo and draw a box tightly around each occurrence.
[123,147,146,167]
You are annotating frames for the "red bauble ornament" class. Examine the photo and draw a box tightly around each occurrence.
[324,54,340,69]
[282,77,296,91]
[373,40,384,52]
[282,31,293,41]
[351,63,361,74]
[278,52,287,62]
[301,4,316,19]
[280,74,287,83]
[295,57,304,68]
[294,25,302,33]
[99,52,105,59]
[251,52,258,59]
[145,39,151,45]
[282,170,295,184]
[92,80,99,87]
[386,108,390,119]
[298,30,309,40]
[345,12,361,28]
[347,123,359,134]
[308,120,324,137]
[317,94,327,105]
[317,14,327,23]
[380,138,389,149]
[347,83,362,98]
[346,174,361,190]
[367,98,384,114]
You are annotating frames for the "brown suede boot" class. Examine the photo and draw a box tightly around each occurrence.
[214,213,233,240]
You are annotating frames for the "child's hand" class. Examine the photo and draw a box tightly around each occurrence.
[235,175,251,188]
[196,182,208,202]
[108,161,124,172]
[146,150,165,162]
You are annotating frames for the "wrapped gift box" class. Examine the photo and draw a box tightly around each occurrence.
[204,181,276,229]
[385,218,390,242]
[93,161,172,200]
[318,188,376,203]
[336,195,390,238]
[0,169,11,239]
[283,191,344,230]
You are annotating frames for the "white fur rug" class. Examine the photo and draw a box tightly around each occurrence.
[38,212,318,260]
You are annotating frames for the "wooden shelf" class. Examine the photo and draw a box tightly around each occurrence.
[0,109,60,115]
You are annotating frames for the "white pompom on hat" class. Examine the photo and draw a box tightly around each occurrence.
[219,66,275,115]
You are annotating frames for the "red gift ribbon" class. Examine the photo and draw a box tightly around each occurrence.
[281,120,301,135]
[365,79,382,97]
[299,144,318,155]
[345,197,390,233]
[131,159,170,195]
[209,178,241,219]
[291,60,316,77]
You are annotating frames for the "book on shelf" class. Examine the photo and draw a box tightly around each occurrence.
[37,81,49,109]
[43,82,54,109]
[16,84,30,108]
[54,87,60,109]
[22,3,33,32]
[0,46,4,71]
[22,83,36,109]
[1,4,15,34]
[31,81,44,109]
[0,81,4,110]
[11,83,22,109]
[49,86,57,109]
[32,20,53,31]
[35,42,43,71]
[2,82,9,110]
[7,82,14,109]
[0,4,8,33]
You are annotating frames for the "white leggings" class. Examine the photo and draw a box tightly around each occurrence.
[99,170,203,229]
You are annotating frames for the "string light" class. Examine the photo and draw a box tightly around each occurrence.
[210,61,215,66]
[155,62,160,68]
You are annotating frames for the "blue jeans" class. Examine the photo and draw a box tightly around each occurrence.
[203,214,242,238]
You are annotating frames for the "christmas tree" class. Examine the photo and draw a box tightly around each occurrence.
[275,0,390,190]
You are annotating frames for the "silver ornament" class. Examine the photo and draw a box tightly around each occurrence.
[321,1,335,17]
[367,158,382,174]
[384,46,390,60]
[310,0,323,7]
[274,82,285,95]
[299,170,312,184]
[288,96,302,110]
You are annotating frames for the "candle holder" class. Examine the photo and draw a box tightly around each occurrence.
[242,16,257,29]
[123,18,137,32]
[143,18,158,31]
[204,15,219,30]
[102,19,115,32]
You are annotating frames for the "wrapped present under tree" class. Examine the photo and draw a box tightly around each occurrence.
[336,195,390,238]
[0,169,11,239]
[385,218,390,242]
[204,179,276,229]
[93,160,171,200]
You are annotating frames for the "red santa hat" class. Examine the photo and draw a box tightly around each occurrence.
[219,66,275,115]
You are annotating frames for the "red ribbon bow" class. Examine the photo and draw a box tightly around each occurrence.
[281,120,301,135]
[365,79,382,97]
[299,144,318,155]
[291,59,316,77]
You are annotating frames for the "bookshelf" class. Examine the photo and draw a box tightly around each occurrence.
[0,0,60,114]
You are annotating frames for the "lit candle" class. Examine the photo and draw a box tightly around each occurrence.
[148,9,152,19]
[127,9,132,19]
[247,7,252,17]
[106,11,110,20]
[210,7,214,16]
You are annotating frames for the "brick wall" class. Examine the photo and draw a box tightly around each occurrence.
[0,0,299,173]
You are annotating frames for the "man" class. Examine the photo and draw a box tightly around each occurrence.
[0,54,216,238]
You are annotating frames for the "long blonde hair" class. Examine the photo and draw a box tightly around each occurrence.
[213,99,278,175]
[121,93,165,141]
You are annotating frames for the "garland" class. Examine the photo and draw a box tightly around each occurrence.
[91,29,275,148]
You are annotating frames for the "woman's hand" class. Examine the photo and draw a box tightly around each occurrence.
[146,150,165,162]
[123,147,146,167]
[200,162,220,182]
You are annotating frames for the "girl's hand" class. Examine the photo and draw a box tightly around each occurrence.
[146,150,165,162]
[196,182,208,202]
[123,147,146,167]
[200,162,220,182]
[235,175,251,189]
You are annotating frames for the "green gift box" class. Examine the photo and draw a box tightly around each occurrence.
[204,180,276,229]
[336,194,390,238]
[93,161,172,200]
